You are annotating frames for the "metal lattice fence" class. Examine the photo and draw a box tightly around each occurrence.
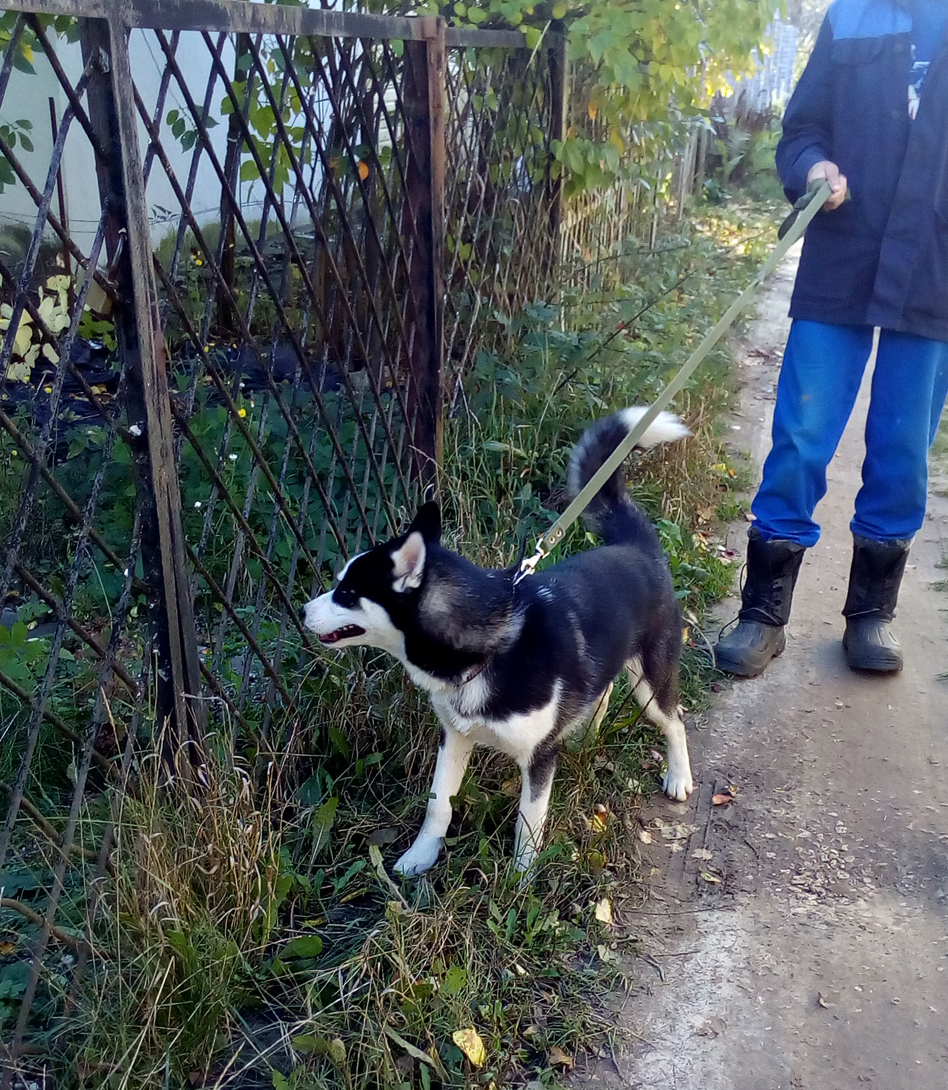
[442,33,565,382]
[0,0,567,1076]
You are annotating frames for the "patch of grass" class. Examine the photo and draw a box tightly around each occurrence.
[52,680,657,1089]
[931,411,948,499]
[932,413,948,462]
[715,497,747,523]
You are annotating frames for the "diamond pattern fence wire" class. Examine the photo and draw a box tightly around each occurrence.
[442,33,565,389]
[0,1,568,1074]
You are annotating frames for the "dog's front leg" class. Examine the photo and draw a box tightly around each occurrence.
[513,742,558,881]
[394,722,475,878]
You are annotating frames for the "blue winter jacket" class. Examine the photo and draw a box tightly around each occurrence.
[776,0,948,341]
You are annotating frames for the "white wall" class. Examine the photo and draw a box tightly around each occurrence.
[0,27,260,261]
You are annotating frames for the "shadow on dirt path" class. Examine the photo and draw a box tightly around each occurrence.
[585,248,948,1089]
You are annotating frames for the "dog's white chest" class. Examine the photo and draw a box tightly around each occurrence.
[426,679,563,761]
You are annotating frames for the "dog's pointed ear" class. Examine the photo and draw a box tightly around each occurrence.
[408,501,442,543]
[391,532,426,593]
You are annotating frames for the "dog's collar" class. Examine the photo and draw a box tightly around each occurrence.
[459,660,488,686]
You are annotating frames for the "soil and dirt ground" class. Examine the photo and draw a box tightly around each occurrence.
[583,247,948,1089]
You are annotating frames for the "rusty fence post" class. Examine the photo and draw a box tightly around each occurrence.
[403,17,445,490]
[547,29,568,268]
[80,13,205,772]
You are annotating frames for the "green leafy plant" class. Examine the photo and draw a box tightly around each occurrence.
[0,10,80,193]
[415,0,774,198]
[164,106,218,153]
[0,117,33,194]
[0,271,70,381]
[0,620,49,689]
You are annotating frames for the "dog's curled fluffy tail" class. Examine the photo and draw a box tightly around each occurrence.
[567,407,690,547]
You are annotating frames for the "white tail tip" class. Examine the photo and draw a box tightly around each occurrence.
[619,406,690,448]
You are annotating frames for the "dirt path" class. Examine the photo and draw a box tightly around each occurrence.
[587,250,948,1089]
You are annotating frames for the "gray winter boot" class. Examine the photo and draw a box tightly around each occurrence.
[842,536,910,673]
[714,526,807,678]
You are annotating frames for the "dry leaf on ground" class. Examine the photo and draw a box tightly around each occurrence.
[658,822,698,840]
[548,1046,574,1069]
[594,897,613,925]
[452,1028,486,1067]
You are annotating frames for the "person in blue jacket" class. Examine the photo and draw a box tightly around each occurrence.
[715,0,948,677]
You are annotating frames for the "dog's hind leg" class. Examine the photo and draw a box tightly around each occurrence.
[626,657,693,802]
[513,736,559,882]
[394,721,475,877]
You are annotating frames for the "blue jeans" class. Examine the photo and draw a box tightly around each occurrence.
[751,320,948,547]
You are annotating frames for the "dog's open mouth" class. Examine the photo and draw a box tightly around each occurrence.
[318,625,365,644]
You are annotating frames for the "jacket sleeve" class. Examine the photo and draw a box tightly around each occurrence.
[776,13,837,203]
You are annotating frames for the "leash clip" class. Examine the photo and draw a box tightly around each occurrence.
[514,543,546,585]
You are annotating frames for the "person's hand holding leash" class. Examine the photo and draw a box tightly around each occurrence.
[807,160,848,209]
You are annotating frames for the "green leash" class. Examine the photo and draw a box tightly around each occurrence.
[516,179,833,583]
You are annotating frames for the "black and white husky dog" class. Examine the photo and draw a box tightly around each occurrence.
[301,408,694,878]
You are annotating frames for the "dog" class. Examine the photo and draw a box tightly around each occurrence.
[301,407,694,878]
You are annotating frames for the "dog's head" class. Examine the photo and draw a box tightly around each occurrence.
[300,502,443,653]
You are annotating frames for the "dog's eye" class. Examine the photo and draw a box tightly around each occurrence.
[334,586,358,608]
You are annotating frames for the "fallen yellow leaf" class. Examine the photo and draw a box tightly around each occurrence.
[594,897,613,925]
[452,1028,486,1067]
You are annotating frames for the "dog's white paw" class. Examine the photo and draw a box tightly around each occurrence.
[512,848,539,890]
[393,837,442,877]
[662,767,694,802]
